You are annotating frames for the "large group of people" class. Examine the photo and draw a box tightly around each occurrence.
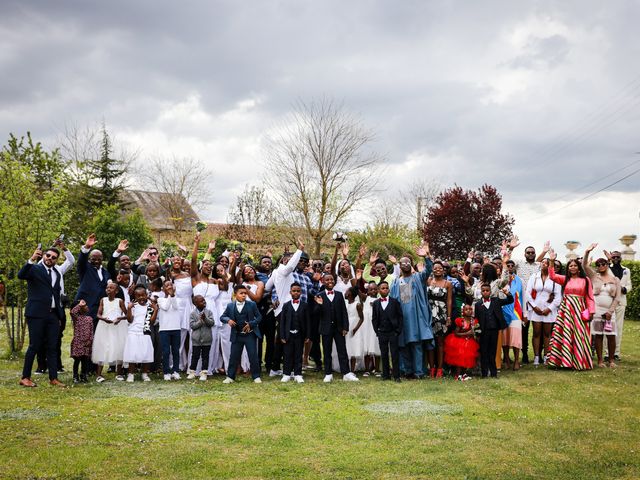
[17,231,632,388]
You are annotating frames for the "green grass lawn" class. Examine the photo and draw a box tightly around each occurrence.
[1,322,639,480]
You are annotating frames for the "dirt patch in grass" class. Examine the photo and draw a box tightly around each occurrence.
[364,399,462,417]
[0,407,59,420]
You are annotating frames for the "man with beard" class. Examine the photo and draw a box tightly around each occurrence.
[255,255,275,373]
[608,250,632,360]
[76,234,110,331]
[390,243,434,379]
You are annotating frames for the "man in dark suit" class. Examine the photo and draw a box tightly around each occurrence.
[18,246,66,387]
[220,285,263,383]
[474,284,513,378]
[75,234,110,330]
[372,281,403,382]
[280,282,311,383]
[313,274,359,382]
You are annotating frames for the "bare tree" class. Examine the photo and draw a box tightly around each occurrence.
[227,184,278,245]
[139,155,212,231]
[371,179,441,230]
[264,98,383,255]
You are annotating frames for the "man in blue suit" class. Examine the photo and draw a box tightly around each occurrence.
[75,233,110,329]
[220,285,262,383]
[18,246,66,387]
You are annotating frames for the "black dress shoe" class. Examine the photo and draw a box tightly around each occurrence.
[73,376,81,384]
[614,355,620,361]
[58,367,65,373]
[34,369,46,375]
[80,374,88,383]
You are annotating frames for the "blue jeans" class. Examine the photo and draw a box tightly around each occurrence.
[227,332,260,380]
[399,341,424,377]
[160,330,181,374]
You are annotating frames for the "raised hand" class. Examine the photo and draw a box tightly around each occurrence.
[467,249,475,259]
[548,248,557,261]
[586,242,598,252]
[369,251,379,265]
[342,243,350,258]
[297,236,305,251]
[388,254,398,264]
[542,240,551,253]
[458,272,470,285]
[84,233,97,249]
[208,240,216,253]
[508,235,520,250]
[358,243,367,258]
[116,239,129,253]
[177,243,188,253]
[194,232,201,244]
[284,244,290,254]
[355,268,363,280]
[603,249,612,261]
[416,243,430,257]
[30,247,43,262]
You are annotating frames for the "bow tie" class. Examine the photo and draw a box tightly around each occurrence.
[292,300,299,304]
[326,291,334,295]
[380,297,388,302]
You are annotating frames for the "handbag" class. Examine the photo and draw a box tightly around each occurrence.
[604,319,614,332]
[580,308,590,322]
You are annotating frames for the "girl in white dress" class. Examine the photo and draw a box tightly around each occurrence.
[359,280,381,374]
[123,285,158,381]
[344,287,364,373]
[93,282,128,382]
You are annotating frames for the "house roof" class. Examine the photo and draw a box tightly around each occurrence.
[122,189,200,231]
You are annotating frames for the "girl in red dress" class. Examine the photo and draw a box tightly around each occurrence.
[444,304,480,380]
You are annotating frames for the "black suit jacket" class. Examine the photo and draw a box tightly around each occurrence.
[280,300,311,341]
[474,293,513,331]
[75,249,110,319]
[313,291,349,335]
[17,262,64,320]
[372,297,403,335]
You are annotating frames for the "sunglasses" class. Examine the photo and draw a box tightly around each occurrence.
[44,253,59,260]
[149,252,159,256]
[611,256,621,259]
[595,262,607,266]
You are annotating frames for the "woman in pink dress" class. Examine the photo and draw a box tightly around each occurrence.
[547,249,595,370]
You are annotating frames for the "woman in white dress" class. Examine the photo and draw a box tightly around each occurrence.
[212,263,234,374]
[525,259,562,366]
[583,244,622,368]
[188,234,221,376]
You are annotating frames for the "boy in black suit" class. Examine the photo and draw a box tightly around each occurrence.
[372,281,403,382]
[474,284,513,378]
[280,282,311,383]
[313,274,359,383]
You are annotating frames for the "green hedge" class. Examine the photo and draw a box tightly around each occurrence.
[623,260,640,320]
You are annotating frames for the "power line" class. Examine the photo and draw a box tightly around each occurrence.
[527,164,640,221]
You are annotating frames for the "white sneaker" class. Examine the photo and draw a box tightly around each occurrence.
[533,356,540,366]
[254,377,262,384]
[323,374,333,383]
[163,374,171,381]
[96,376,105,383]
[141,373,151,382]
[343,372,359,382]
[115,375,125,381]
[186,370,196,380]
[171,372,181,380]
[222,377,234,384]
[269,369,283,377]
[281,375,291,383]
[294,375,304,383]
[126,373,134,383]
[199,373,207,381]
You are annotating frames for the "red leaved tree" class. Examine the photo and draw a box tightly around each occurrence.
[422,184,514,260]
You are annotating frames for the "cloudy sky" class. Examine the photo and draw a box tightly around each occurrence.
[2,1,639,259]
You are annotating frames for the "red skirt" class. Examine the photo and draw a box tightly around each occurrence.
[444,333,479,369]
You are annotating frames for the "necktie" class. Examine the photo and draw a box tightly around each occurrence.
[326,291,334,295]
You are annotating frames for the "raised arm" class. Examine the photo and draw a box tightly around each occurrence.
[547,249,566,285]
[191,233,201,280]
[582,243,597,279]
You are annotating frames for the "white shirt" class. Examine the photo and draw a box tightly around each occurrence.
[236,301,245,313]
[264,249,304,316]
[81,245,103,281]
[292,300,300,311]
[483,300,491,309]
[380,297,389,310]
[38,248,74,295]
[157,296,182,331]
[326,291,335,302]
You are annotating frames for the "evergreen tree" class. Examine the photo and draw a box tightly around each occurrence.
[86,123,127,209]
